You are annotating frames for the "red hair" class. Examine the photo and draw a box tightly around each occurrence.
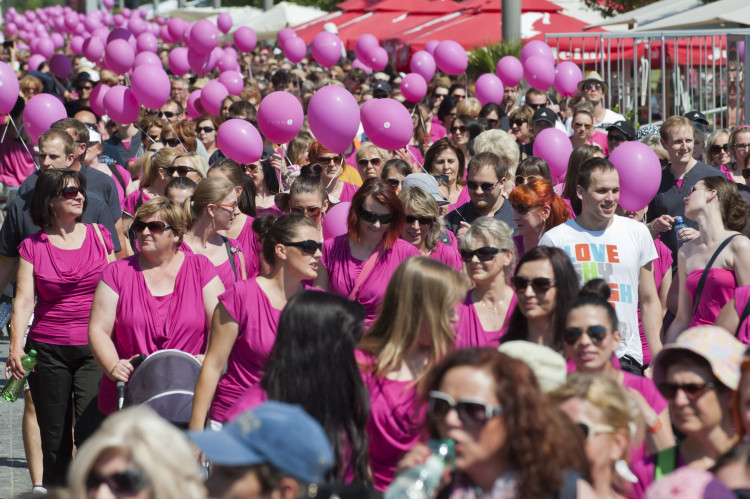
[347,178,405,250]
[307,141,351,168]
[508,178,570,231]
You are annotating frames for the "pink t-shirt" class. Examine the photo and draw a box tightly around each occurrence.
[429,241,462,272]
[735,285,750,344]
[208,278,282,422]
[630,448,686,498]
[256,205,283,217]
[225,384,269,422]
[338,181,359,203]
[0,137,36,186]
[588,131,610,156]
[430,121,447,142]
[444,186,471,216]
[322,236,420,325]
[19,224,113,346]
[179,238,245,289]
[357,350,426,491]
[638,239,672,365]
[234,215,261,278]
[455,290,517,348]
[123,189,151,218]
[98,252,218,414]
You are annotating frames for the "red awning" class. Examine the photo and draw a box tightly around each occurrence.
[336,12,443,50]
[294,11,367,43]
[460,0,560,13]
[362,0,458,13]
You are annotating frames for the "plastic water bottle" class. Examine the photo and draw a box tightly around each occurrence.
[674,216,688,247]
[2,350,37,402]
[0,301,12,331]
[385,440,455,499]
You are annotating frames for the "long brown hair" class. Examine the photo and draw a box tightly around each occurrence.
[347,178,405,250]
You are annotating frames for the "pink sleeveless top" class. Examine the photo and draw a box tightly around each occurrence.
[735,285,750,344]
[686,267,737,327]
[455,290,517,348]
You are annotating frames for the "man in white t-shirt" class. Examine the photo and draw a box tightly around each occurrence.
[565,71,625,135]
[539,158,662,371]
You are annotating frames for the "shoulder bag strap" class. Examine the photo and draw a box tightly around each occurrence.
[692,234,741,316]
[348,242,383,301]
[107,163,127,190]
[223,236,239,282]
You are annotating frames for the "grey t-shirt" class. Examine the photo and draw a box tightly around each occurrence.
[444,200,518,237]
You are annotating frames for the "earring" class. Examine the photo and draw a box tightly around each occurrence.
[614,459,638,484]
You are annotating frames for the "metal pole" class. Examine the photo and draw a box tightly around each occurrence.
[745,35,750,126]
[661,35,667,123]
[502,0,521,42]
[633,38,638,125]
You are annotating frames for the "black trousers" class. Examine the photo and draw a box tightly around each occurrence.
[26,339,104,486]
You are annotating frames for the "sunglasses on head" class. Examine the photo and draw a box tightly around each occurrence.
[59,186,85,199]
[158,110,176,119]
[196,126,214,134]
[511,203,539,215]
[359,208,393,225]
[575,419,615,441]
[460,246,500,262]
[584,83,603,91]
[657,381,715,400]
[563,325,608,346]
[710,144,729,155]
[510,276,556,293]
[357,157,382,168]
[451,125,467,134]
[162,138,181,148]
[428,391,503,427]
[319,155,343,164]
[131,220,172,234]
[166,166,198,177]
[466,180,498,192]
[283,240,323,255]
[510,119,526,128]
[386,178,402,188]
[405,215,434,226]
[86,469,148,495]
[291,206,322,217]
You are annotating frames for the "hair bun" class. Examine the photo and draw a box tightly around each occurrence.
[579,278,611,300]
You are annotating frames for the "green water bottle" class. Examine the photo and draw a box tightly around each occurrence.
[2,350,37,402]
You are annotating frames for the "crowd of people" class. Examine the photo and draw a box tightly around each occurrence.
[2,22,750,499]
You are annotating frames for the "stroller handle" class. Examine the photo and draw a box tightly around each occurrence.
[117,354,148,410]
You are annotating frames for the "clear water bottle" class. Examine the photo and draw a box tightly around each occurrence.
[674,216,688,247]
[0,301,12,331]
[2,350,37,402]
[385,440,455,499]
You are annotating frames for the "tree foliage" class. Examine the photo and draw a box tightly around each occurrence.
[581,0,720,18]
[467,40,522,79]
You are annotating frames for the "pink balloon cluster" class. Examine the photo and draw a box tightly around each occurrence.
[520,41,557,91]
[354,34,389,72]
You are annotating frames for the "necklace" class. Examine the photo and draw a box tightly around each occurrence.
[475,293,503,316]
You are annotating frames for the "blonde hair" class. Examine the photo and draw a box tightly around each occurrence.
[141,148,179,188]
[355,142,389,165]
[473,129,520,180]
[359,257,465,380]
[460,218,516,276]
[173,152,208,179]
[398,186,443,252]
[183,177,236,227]
[67,406,206,499]
[133,197,188,244]
[456,97,482,117]
[287,131,315,165]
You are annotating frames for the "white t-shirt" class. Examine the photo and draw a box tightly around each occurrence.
[564,108,627,135]
[539,216,657,364]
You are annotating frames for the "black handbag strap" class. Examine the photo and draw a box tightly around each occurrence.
[223,236,238,282]
[693,234,740,316]
[736,294,750,337]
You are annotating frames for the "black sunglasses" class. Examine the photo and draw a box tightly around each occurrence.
[563,325,608,346]
[710,144,729,155]
[283,240,322,255]
[460,246,500,262]
[527,102,545,109]
[608,133,627,142]
[131,220,173,234]
[166,166,198,177]
[487,118,499,127]
[584,83,603,91]
[162,138,181,148]
[386,178,402,188]
[76,85,93,91]
[357,157,382,167]
[428,391,503,427]
[405,215,434,226]
[512,203,539,215]
[510,119,526,127]
[319,155,343,164]
[451,125,467,134]
[59,186,85,199]
[466,180,498,192]
[510,276,556,293]
[290,206,322,217]
[196,126,214,134]
[657,381,715,400]
[158,110,176,118]
[359,208,393,225]
[86,469,148,495]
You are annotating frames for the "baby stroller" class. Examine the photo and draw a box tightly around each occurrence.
[120,349,203,429]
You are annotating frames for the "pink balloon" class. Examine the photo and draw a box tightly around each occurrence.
[554,61,583,97]
[609,141,661,212]
[186,90,206,120]
[107,27,135,48]
[187,46,211,75]
[36,37,54,59]
[49,54,72,79]
[424,40,439,55]
[167,17,187,42]
[23,94,67,143]
[217,119,264,164]
[257,92,304,144]
[102,0,114,9]
[64,12,78,31]
[191,19,219,55]
[128,15,146,36]
[6,23,18,37]
[400,73,427,103]
[434,40,467,75]
[234,26,257,53]
[351,58,372,75]
[131,64,170,110]
[71,36,85,55]
[51,33,65,48]
[322,202,351,240]
[217,13,233,34]
[521,40,554,64]
[524,55,555,91]
[217,53,238,72]
[355,34,378,63]
[496,56,523,88]
[277,27,296,47]
[134,51,161,67]
[201,80,229,116]
[169,47,190,76]
[218,70,244,96]
[27,54,46,72]
[474,73,504,106]
[284,37,306,64]
[361,98,413,151]
[532,128,573,179]
[83,37,105,63]
[409,51,436,83]
[307,85,360,154]
[104,85,140,124]
[159,25,175,44]
[104,39,135,75]
[136,32,158,53]
[311,31,342,68]
[367,47,389,72]
[0,62,20,114]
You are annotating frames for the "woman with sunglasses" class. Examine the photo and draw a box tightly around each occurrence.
[190,214,322,430]
[380,158,412,192]
[706,129,735,180]
[357,256,465,490]
[276,165,330,238]
[318,178,419,326]
[406,348,593,498]
[423,138,469,212]
[398,185,461,271]
[631,326,745,496]
[665,176,750,342]
[513,156,552,188]
[509,177,570,258]
[195,115,220,156]
[501,245,580,352]
[509,105,534,161]
[436,96,460,138]
[729,126,750,185]
[169,152,207,184]
[355,143,389,181]
[159,120,197,154]
[451,114,480,162]
[7,169,114,487]
[308,141,360,204]
[89,198,224,416]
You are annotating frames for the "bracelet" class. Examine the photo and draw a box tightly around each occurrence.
[647,418,662,434]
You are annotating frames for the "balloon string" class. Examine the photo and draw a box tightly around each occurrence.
[419,110,427,135]
[9,117,39,170]
[326,157,343,190]
[407,147,424,170]
[134,123,157,144]
[166,120,185,150]
[1,120,10,143]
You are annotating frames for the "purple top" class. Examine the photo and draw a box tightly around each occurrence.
[178,237,244,289]
[208,279,282,423]
[445,186,471,215]
[19,224,113,346]
[588,130,610,156]
[98,252,218,414]
[429,241,462,271]
[122,189,151,218]
[256,205,283,217]
[735,285,750,344]
[225,384,269,422]
[0,137,36,186]
[430,121,447,142]
[338,181,359,203]
[639,238,673,365]
[686,268,737,327]
[234,215,261,278]
[322,236,420,326]
[455,290,517,348]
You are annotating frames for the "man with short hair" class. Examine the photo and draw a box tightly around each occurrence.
[502,84,520,116]
[540,158,663,373]
[532,107,556,136]
[170,77,189,108]
[525,88,547,110]
[159,99,184,124]
[189,401,333,499]
[449,83,466,101]
[605,120,636,155]
[576,71,625,132]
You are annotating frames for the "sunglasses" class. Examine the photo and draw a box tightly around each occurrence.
[466,180,498,192]
[243,163,259,173]
[432,174,449,185]
[86,469,148,495]
[735,143,750,150]
[212,202,237,212]
[357,157,382,168]
[59,186,85,199]
[386,178,402,188]
[510,276,556,293]
[166,166,198,177]
[162,138,181,148]
[460,246,500,262]
[359,208,393,225]
[433,92,448,99]
[283,239,323,255]
[575,419,615,441]
[608,134,627,142]
[451,125,468,134]
[574,122,592,129]
[146,134,159,144]
[584,83,603,91]
[291,206,322,217]
[131,220,173,234]
[657,381,715,400]
[319,155,343,164]
[563,325,608,346]
[158,111,176,119]
[710,144,730,155]
[76,85,93,91]
[405,215,434,226]
[527,102,545,110]
[515,175,539,186]
[196,126,215,134]
[510,119,526,128]
[487,118,499,127]
[511,203,539,215]
[428,391,503,427]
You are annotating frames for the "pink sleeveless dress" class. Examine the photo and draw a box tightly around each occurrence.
[686,267,737,327]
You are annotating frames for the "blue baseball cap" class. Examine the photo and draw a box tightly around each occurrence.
[188,401,334,484]
[402,173,449,206]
